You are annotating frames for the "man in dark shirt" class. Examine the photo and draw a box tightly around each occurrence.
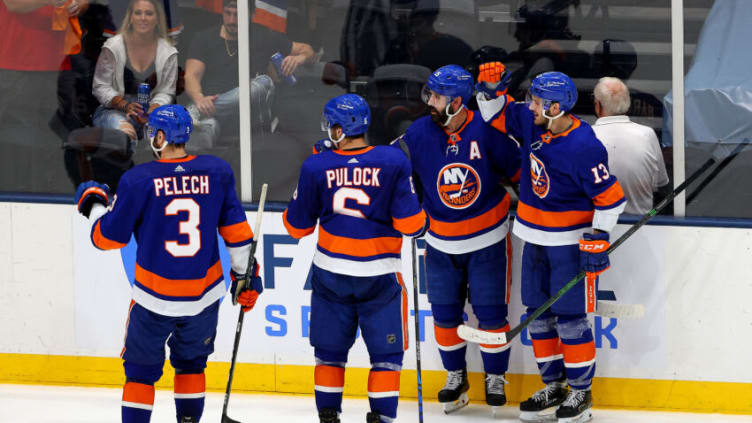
[184,0,313,146]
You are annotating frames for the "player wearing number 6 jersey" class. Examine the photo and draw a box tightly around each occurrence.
[476,65,626,423]
[74,104,261,423]
[393,64,521,415]
[283,94,426,423]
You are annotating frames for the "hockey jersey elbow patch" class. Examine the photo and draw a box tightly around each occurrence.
[219,221,254,246]
[593,182,626,209]
[91,220,127,250]
[393,210,426,236]
[283,209,315,239]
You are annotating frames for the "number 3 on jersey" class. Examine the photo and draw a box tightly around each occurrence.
[333,187,370,219]
[591,163,610,184]
[164,198,201,257]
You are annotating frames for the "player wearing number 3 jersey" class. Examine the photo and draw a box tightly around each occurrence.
[283,94,426,423]
[74,104,260,423]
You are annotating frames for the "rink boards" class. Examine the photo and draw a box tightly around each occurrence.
[0,202,750,414]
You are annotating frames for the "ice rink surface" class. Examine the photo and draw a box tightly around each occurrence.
[1,384,749,423]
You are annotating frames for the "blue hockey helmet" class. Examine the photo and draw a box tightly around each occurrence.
[321,94,371,138]
[422,64,474,106]
[527,71,578,113]
[147,104,193,144]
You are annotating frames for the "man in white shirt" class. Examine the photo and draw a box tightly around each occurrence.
[592,77,669,215]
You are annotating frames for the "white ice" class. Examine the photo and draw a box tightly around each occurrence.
[0,384,749,423]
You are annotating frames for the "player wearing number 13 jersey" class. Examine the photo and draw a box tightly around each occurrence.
[74,105,259,423]
[477,67,626,423]
[283,94,425,423]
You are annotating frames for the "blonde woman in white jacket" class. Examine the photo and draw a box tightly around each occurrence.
[92,0,177,141]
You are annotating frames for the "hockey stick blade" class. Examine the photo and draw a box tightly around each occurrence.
[457,324,507,345]
[595,301,645,319]
[221,183,268,423]
[457,301,644,344]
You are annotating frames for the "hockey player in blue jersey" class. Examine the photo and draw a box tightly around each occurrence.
[394,64,521,414]
[476,64,626,423]
[74,104,262,423]
[283,94,426,423]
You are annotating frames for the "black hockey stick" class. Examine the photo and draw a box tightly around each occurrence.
[222,184,268,423]
[410,238,424,423]
[686,139,750,205]
[459,153,719,345]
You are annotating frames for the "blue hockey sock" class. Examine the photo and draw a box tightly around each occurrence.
[122,381,154,423]
[174,373,205,421]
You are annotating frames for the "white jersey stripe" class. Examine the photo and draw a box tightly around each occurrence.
[425,220,509,254]
[314,385,344,393]
[313,253,401,277]
[368,391,400,399]
[122,401,153,411]
[132,282,225,317]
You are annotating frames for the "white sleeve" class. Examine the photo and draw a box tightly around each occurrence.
[476,92,506,122]
[227,244,251,275]
[593,201,626,233]
[92,49,121,107]
[151,53,178,106]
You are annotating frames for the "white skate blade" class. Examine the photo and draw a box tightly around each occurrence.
[519,409,558,422]
[557,409,592,423]
[442,392,469,414]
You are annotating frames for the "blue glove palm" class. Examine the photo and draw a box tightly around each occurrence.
[579,232,610,275]
[75,181,110,218]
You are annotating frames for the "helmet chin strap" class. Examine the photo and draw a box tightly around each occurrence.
[542,108,564,130]
[150,135,167,159]
[442,102,464,127]
[328,128,346,147]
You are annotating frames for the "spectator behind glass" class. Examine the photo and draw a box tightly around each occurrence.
[92,0,177,142]
[0,0,88,137]
[184,0,314,147]
[592,77,669,215]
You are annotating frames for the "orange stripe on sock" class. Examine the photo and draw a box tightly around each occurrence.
[368,370,401,392]
[174,373,206,394]
[314,365,345,388]
[434,325,463,347]
[532,337,561,359]
[562,341,596,364]
[123,382,155,405]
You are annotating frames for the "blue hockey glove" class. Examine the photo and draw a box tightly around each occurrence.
[312,138,334,154]
[75,181,110,218]
[475,61,511,100]
[230,261,262,312]
[579,232,610,276]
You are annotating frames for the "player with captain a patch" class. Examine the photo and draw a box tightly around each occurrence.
[74,105,261,423]
[393,64,521,415]
[476,64,626,423]
[283,94,426,423]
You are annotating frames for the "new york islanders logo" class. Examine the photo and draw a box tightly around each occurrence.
[530,153,550,198]
[437,163,481,209]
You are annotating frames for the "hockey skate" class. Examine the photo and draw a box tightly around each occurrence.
[519,381,568,422]
[366,411,383,422]
[319,408,340,423]
[485,373,507,416]
[438,368,469,414]
[555,389,592,423]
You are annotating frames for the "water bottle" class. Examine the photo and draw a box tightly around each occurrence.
[271,52,297,86]
[137,83,151,115]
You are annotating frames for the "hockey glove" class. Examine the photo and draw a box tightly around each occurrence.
[579,232,610,277]
[475,61,511,100]
[230,261,262,312]
[312,138,334,155]
[75,181,110,218]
